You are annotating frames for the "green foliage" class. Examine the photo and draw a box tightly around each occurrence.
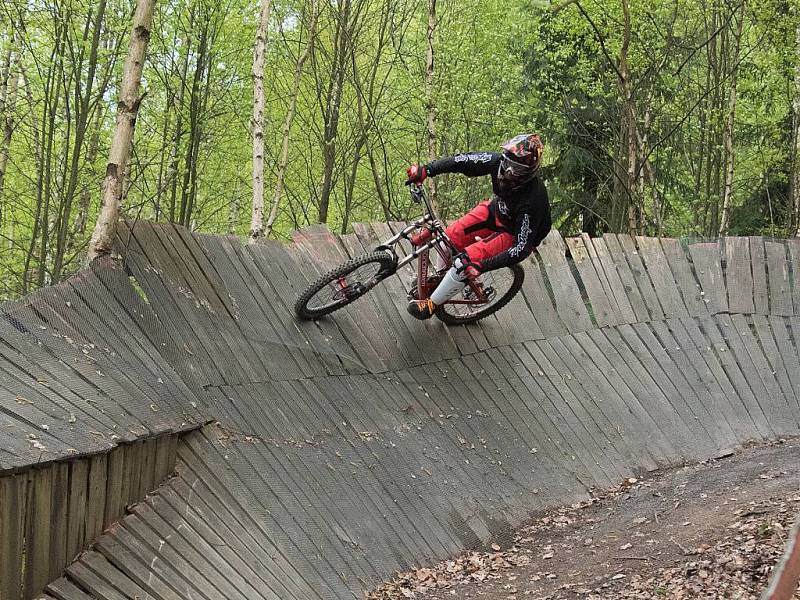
[0,0,799,301]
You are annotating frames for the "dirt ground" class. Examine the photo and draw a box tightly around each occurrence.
[368,439,800,600]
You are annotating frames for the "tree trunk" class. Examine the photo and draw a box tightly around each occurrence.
[179,9,210,228]
[249,0,273,240]
[53,0,107,282]
[24,19,66,291]
[74,105,104,236]
[168,43,190,223]
[318,0,353,225]
[718,0,746,236]
[264,0,318,239]
[424,0,438,211]
[791,20,800,236]
[87,0,155,262]
[0,41,19,220]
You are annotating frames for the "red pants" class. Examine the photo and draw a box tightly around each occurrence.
[446,200,514,266]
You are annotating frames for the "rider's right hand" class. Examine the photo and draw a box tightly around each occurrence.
[405,164,427,185]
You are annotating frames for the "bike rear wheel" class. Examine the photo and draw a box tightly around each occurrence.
[294,252,395,320]
[436,264,524,325]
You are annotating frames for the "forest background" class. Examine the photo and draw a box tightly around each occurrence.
[0,0,799,301]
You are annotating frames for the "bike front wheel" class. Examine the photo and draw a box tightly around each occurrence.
[294,252,395,320]
[436,264,525,325]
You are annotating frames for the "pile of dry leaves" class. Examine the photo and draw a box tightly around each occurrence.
[367,476,800,600]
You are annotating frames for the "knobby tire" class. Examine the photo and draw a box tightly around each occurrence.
[436,264,525,325]
[294,252,395,320]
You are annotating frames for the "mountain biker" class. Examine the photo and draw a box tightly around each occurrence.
[404,133,552,320]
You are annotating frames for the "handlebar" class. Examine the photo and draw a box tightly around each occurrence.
[406,183,457,255]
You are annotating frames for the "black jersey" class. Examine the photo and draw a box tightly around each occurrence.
[426,152,552,271]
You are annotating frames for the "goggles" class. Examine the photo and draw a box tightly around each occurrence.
[498,153,534,179]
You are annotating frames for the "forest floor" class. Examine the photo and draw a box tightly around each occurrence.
[368,439,800,600]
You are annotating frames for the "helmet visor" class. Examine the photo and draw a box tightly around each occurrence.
[499,153,534,180]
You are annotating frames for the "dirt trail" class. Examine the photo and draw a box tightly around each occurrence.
[369,440,800,600]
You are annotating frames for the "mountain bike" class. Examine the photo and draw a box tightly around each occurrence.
[293,184,524,325]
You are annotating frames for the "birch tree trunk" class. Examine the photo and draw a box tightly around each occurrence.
[87,0,155,262]
[718,0,746,236]
[249,0,273,240]
[264,0,318,239]
[424,0,438,211]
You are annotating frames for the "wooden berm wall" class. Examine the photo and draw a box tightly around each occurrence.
[0,221,798,600]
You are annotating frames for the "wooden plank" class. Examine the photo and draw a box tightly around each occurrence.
[165,477,307,600]
[770,317,800,411]
[174,444,323,600]
[663,319,739,448]
[518,253,566,338]
[138,437,157,499]
[537,231,593,332]
[688,241,727,314]
[703,315,773,439]
[621,323,719,456]
[49,462,69,580]
[680,317,761,442]
[465,352,570,502]
[127,441,143,509]
[604,234,650,321]
[661,238,707,316]
[617,234,665,320]
[582,233,625,322]
[104,445,125,529]
[519,341,626,482]
[648,320,734,450]
[65,556,132,600]
[248,241,349,376]
[66,459,88,564]
[346,373,481,557]
[752,316,800,432]
[154,434,174,485]
[126,502,258,600]
[25,466,53,599]
[1,473,26,600]
[564,236,617,327]
[766,241,794,316]
[762,517,800,600]
[557,334,661,471]
[46,577,95,600]
[601,326,710,457]
[729,315,797,437]
[149,486,294,599]
[529,338,639,474]
[589,236,636,323]
[750,237,769,314]
[724,237,755,313]
[85,453,108,544]
[198,235,305,382]
[502,344,615,487]
[788,239,800,315]
[309,375,453,560]
[583,329,681,462]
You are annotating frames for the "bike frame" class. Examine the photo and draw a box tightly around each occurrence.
[371,184,489,305]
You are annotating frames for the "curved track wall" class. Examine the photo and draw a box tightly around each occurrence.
[1,222,799,600]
